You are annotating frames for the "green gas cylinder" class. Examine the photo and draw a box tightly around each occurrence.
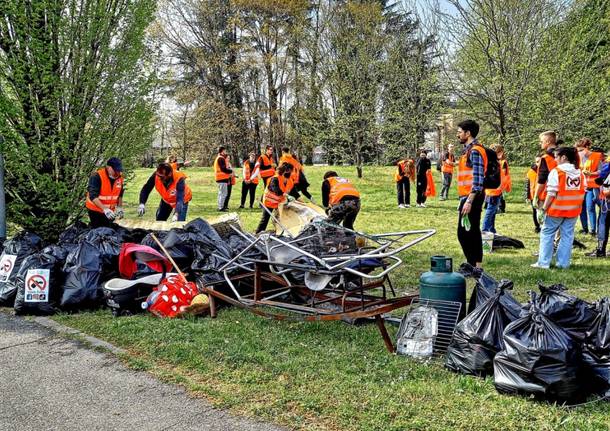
[419,256,466,320]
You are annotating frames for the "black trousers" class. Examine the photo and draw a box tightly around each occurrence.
[416,175,427,204]
[531,204,540,231]
[240,182,257,208]
[88,209,113,228]
[156,200,173,221]
[457,194,485,266]
[255,206,273,233]
[396,179,410,206]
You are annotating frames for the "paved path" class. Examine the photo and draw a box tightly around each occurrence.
[0,312,288,431]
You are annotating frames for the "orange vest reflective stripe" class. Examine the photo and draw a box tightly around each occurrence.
[442,154,455,174]
[214,155,232,181]
[547,168,585,218]
[485,159,511,196]
[327,176,360,205]
[263,174,293,208]
[526,168,537,201]
[584,152,603,188]
[155,171,192,208]
[86,168,123,213]
[536,154,558,201]
[258,154,276,178]
[279,154,301,183]
[243,160,259,185]
[457,145,488,197]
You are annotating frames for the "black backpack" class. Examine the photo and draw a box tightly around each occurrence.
[469,145,501,190]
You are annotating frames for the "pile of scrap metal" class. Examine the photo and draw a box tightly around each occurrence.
[197,200,435,352]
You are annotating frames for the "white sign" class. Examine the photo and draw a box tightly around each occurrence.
[24,269,50,303]
[0,254,18,283]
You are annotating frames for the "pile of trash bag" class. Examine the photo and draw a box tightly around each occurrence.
[493,293,586,403]
[445,282,519,376]
[3,217,257,315]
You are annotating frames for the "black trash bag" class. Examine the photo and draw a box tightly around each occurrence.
[492,235,525,250]
[60,241,104,310]
[42,244,70,264]
[0,232,44,305]
[493,295,587,402]
[83,227,124,280]
[445,284,519,377]
[582,297,610,396]
[184,218,233,257]
[140,231,168,250]
[460,263,522,320]
[532,283,598,341]
[58,221,90,245]
[14,252,64,315]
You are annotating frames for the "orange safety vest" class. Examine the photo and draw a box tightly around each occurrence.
[243,160,259,185]
[155,171,193,208]
[258,154,276,178]
[86,168,123,213]
[170,162,178,171]
[214,155,232,182]
[526,168,538,201]
[263,174,294,208]
[457,144,488,197]
[536,153,558,201]
[583,151,603,189]
[546,167,585,218]
[425,170,436,197]
[485,159,511,196]
[327,176,360,206]
[279,154,301,184]
[442,153,455,174]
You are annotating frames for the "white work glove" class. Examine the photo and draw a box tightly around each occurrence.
[137,203,145,217]
[537,208,546,225]
[115,206,124,219]
[171,213,178,222]
[103,208,116,220]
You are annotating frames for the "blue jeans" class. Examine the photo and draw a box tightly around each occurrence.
[579,188,600,232]
[482,195,500,233]
[537,216,577,268]
[598,201,608,243]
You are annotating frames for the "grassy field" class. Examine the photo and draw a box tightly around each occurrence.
[54,165,610,430]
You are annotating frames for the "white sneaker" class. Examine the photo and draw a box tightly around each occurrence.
[404,204,411,208]
[416,204,422,208]
[398,204,405,209]
[420,203,426,208]
[530,263,550,269]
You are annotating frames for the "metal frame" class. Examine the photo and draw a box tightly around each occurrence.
[200,220,436,352]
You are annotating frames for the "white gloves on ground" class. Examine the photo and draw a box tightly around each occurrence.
[138,204,146,217]
[103,208,116,220]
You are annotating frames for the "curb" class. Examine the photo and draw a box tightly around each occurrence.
[33,316,126,355]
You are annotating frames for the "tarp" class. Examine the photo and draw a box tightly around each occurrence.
[276,200,326,237]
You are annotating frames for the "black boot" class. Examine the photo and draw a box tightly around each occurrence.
[585,241,606,258]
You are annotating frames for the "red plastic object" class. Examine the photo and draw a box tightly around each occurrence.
[147,275,198,318]
[118,243,172,279]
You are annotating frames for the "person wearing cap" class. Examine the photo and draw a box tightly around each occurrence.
[138,163,193,221]
[85,157,125,228]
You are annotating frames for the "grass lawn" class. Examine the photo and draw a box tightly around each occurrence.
[54,165,610,430]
